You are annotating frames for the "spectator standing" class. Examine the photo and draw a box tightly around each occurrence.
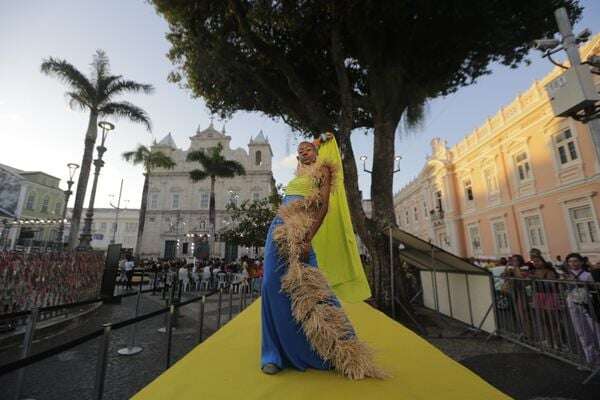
[178,264,190,292]
[530,254,560,348]
[502,255,533,337]
[564,253,600,366]
[124,256,135,290]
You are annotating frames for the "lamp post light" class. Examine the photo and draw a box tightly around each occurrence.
[57,162,79,250]
[359,155,402,174]
[77,121,115,251]
[109,179,127,244]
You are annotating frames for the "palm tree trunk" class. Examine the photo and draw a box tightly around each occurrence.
[68,111,98,250]
[135,171,150,258]
[209,176,216,258]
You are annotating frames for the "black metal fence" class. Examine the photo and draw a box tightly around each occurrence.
[0,278,261,400]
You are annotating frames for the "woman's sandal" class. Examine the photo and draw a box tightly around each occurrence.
[261,363,281,375]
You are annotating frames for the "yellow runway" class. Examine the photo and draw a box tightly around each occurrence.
[134,300,510,400]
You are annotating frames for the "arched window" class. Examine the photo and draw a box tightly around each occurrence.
[255,150,262,166]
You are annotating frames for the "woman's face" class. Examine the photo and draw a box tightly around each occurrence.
[297,142,317,165]
[567,256,582,270]
[532,256,545,269]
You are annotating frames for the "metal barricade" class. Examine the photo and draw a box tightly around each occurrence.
[0,278,263,399]
[492,276,600,382]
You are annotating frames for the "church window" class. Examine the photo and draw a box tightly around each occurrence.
[255,150,262,166]
[200,192,209,209]
[172,193,180,209]
[150,193,159,209]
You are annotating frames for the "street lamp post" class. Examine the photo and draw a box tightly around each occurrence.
[57,163,79,250]
[226,191,240,259]
[109,179,127,244]
[359,155,401,174]
[77,121,115,251]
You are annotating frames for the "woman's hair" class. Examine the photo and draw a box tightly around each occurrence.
[565,252,584,263]
[565,252,588,270]
[298,141,317,152]
[510,254,525,266]
[531,254,553,270]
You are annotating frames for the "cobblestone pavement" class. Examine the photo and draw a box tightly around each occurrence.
[413,307,599,400]
[0,289,257,400]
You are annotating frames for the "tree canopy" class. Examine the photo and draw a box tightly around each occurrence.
[152,0,581,135]
[220,196,280,249]
[150,0,583,309]
[123,145,177,172]
[42,50,154,130]
[187,142,246,182]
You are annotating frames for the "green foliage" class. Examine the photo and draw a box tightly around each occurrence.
[151,0,582,135]
[186,142,246,182]
[220,196,281,248]
[41,49,154,130]
[122,145,177,172]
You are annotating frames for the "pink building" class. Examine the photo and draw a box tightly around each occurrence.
[394,36,600,263]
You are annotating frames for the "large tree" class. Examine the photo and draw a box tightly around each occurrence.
[151,0,582,313]
[41,50,154,250]
[122,145,176,258]
[221,191,282,251]
[187,143,246,256]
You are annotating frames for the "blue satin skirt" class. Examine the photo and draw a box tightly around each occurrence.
[260,195,345,371]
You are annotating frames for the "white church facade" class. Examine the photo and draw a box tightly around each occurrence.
[138,123,275,260]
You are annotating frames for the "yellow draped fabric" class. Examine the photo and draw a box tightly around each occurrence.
[311,137,372,303]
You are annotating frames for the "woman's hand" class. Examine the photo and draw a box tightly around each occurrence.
[321,131,334,142]
[313,131,334,147]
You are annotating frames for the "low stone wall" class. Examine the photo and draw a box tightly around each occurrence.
[0,251,105,314]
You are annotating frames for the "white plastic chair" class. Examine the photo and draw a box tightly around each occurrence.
[217,273,227,290]
[231,273,243,294]
[200,278,210,292]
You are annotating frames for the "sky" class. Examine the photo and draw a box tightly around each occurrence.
[1,1,599,210]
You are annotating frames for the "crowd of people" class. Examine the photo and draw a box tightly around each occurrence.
[476,249,600,367]
[0,251,105,314]
[117,255,264,296]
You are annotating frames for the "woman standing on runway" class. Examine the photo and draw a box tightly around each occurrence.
[260,133,385,380]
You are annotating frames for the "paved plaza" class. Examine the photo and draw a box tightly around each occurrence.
[0,294,597,400]
[0,290,253,400]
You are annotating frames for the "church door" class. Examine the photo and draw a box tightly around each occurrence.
[164,240,177,259]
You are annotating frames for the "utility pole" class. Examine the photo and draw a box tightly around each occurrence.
[537,8,600,165]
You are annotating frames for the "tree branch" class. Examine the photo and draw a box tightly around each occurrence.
[227,0,330,130]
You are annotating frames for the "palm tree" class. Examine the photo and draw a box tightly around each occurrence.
[123,145,176,257]
[41,50,154,250]
[187,143,246,256]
